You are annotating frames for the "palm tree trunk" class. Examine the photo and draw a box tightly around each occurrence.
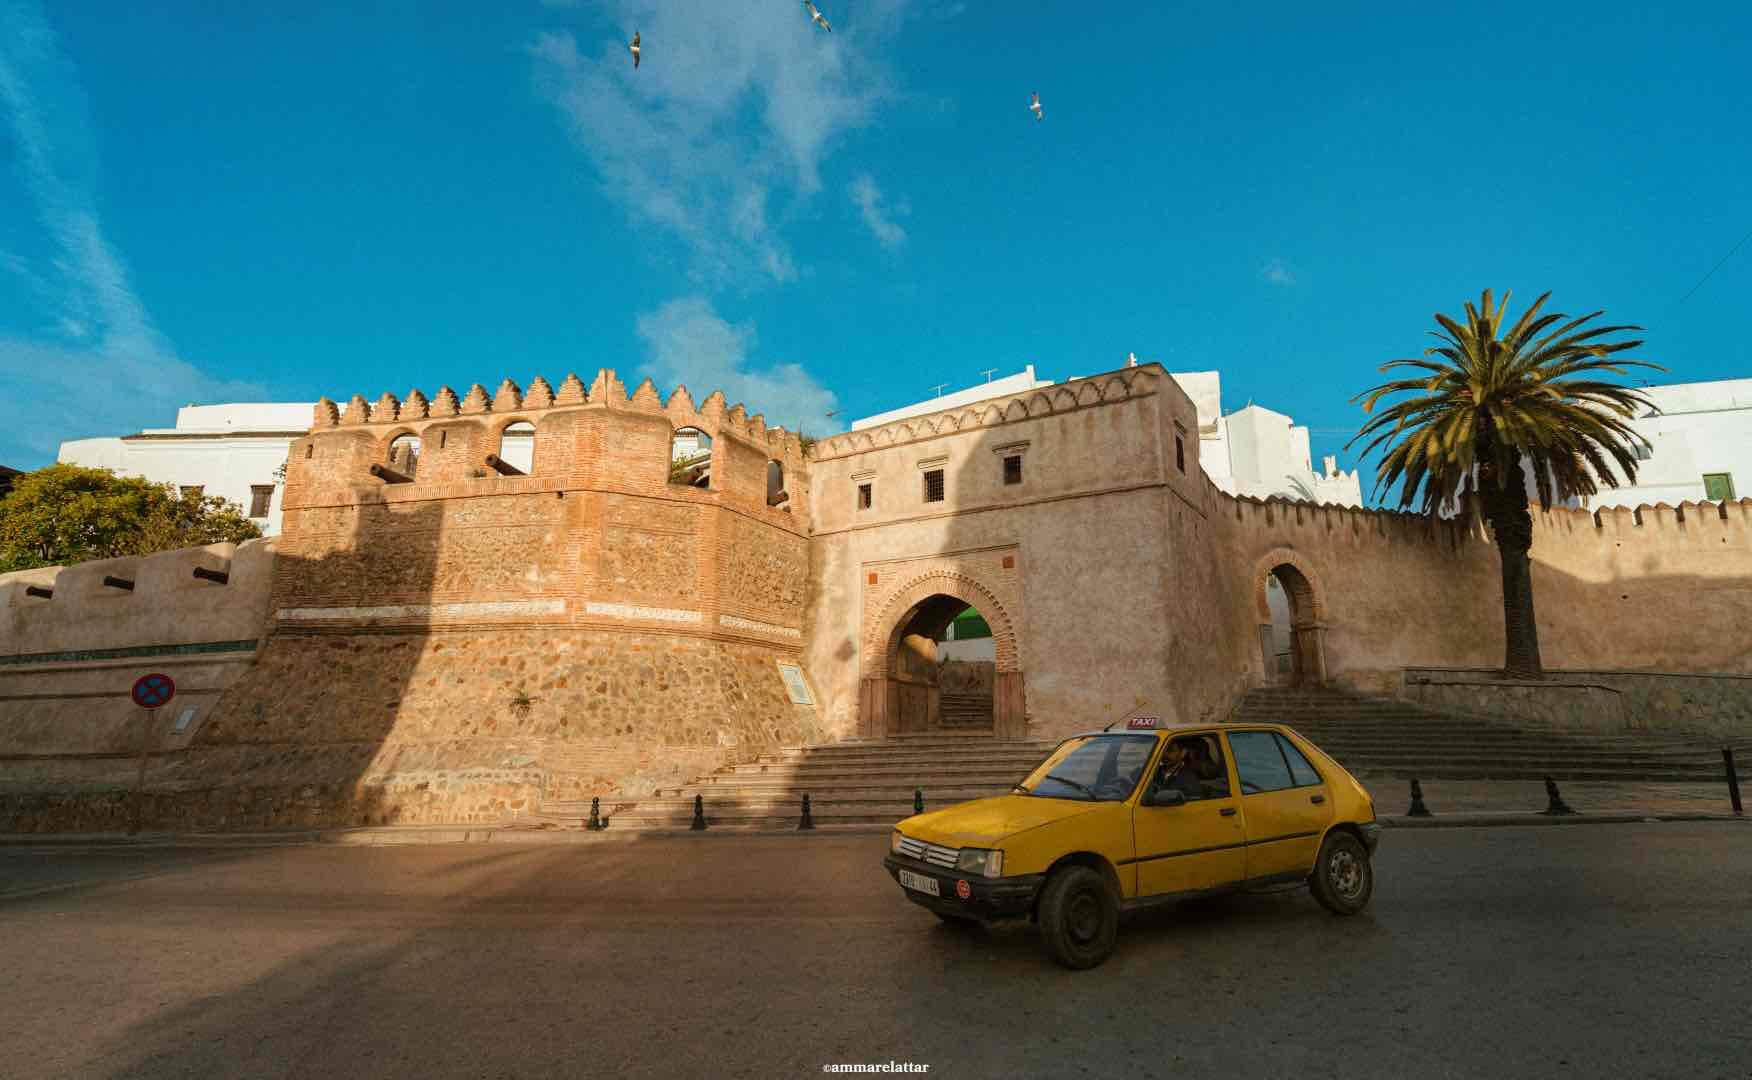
[1481,479,1543,679]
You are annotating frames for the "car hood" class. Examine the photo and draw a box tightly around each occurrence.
[899,794,1101,848]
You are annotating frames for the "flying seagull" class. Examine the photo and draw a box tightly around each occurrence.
[1030,91,1043,122]
[803,1,832,32]
[629,31,640,68]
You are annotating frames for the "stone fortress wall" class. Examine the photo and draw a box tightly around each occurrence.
[2,371,825,832]
[3,361,1749,833]
[809,364,1752,744]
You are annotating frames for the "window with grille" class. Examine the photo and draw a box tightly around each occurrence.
[249,485,274,518]
[923,469,945,503]
[857,482,872,510]
[1704,473,1735,501]
[1003,455,1022,485]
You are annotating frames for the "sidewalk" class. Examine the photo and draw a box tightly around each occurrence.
[2,779,1743,847]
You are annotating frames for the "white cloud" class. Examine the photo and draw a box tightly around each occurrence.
[531,1,909,284]
[848,173,907,250]
[1260,258,1298,287]
[634,297,840,435]
[0,2,262,464]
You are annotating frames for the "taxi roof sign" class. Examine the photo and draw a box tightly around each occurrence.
[1125,715,1159,730]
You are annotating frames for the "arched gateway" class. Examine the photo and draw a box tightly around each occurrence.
[1252,548,1329,688]
[859,571,1027,740]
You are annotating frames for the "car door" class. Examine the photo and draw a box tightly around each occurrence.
[1224,729,1333,882]
[1130,734,1247,897]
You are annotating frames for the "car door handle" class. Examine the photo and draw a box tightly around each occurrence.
[1310,794,1326,805]
[1219,807,1237,817]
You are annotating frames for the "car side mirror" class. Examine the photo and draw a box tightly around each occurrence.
[1147,788,1186,808]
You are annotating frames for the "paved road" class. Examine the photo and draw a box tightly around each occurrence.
[1,824,1748,1079]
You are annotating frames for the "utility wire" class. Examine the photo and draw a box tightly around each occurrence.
[1672,223,1752,309]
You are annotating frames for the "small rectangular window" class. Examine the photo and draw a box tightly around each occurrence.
[923,469,945,503]
[1703,473,1735,501]
[1175,436,1185,473]
[249,485,274,518]
[1003,455,1022,485]
[857,482,872,510]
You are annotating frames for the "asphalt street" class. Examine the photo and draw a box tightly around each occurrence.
[1,823,1748,1079]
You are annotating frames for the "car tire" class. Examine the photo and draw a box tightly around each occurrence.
[1310,830,1373,916]
[1037,865,1119,970]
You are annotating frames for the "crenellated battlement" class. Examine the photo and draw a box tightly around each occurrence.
[310,368,809,461]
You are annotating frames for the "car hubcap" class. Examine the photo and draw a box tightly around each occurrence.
[1067,891,1102,944]
[1329,849,1363,900]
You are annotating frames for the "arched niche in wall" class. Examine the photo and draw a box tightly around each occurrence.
[386,433,421,480]
[497,421,536,475]
[766,460,788,509]
[671,427,712,488]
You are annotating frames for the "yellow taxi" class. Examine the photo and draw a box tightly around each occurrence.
[882,718,1380,968]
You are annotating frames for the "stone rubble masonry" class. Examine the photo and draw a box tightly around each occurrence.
[3,362,1751,832]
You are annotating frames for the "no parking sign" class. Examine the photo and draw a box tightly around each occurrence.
[131,673,175,710]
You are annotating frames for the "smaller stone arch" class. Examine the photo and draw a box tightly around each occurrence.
[1250,547,1329,687]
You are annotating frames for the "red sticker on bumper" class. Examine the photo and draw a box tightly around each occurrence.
[955,879,972,900]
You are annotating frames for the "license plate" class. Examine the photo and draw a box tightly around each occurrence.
[898,869,939,896]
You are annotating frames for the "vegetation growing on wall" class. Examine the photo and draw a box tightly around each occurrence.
[0,464,262,572]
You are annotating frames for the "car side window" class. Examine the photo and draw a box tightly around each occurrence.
[1276,734,1323,787]
[1227,731,1293,795]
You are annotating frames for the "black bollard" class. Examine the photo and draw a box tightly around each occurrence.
[798,793,815,831]
[1406,778,1432,818]
[690,793,707,831]
[586,796,603,831]
[913,787,924,815]
[1541,776,1577,816]
[1723,749,1743,816]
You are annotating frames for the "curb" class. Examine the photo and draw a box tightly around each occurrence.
[2,813,1744,848]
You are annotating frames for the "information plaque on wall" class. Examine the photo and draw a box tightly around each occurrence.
[776,662,815,706]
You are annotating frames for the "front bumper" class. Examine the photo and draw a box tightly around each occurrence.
[1358,821,1382,853]
[882,853,1045,921]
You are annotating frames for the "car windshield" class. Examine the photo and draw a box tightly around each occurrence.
[1015,735,1158,801]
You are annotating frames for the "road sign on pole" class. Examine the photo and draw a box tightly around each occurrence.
[131,673,175,710]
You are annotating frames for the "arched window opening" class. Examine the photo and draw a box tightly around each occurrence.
[490,421,535,476]
[766,460,788,509]
[670,427,712,488]
[380,434,420,482]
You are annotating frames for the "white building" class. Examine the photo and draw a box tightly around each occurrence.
[58,404,314,535]
[1171,370,1363,507]
[850,365,1056,431]
[1582,377,1749,509]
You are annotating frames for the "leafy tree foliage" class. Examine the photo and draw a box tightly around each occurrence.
[1349,290,1660,678]
[0,464,262,572]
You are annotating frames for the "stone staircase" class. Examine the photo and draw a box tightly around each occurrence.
[1239,687,1724,783]
[939,693,994,730]
[524,732,1056,832]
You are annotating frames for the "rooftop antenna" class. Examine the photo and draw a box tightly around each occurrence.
[930,383,948,398]
[980,368,997,383]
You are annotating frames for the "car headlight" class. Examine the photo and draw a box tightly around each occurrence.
[891,830,905,854]
[955,848,1003,877]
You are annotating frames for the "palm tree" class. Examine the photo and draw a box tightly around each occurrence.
[1349,290,1662,679]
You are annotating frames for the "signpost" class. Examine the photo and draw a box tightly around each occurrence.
[129,674,174,834]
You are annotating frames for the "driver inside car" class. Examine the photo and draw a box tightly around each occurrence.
[1155,739,1207,802]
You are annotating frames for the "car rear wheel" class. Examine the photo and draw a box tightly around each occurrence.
[1037,865,1119,969]
[1310,830,1373,915]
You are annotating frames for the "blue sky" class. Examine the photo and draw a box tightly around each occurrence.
[2,1,1749,498]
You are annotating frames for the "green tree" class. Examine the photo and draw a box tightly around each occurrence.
[0,464,262,572]
[1349,290,1661,679]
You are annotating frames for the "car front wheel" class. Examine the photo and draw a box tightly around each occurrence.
[1310,830,1374,915]
[1037,865,1119,969]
